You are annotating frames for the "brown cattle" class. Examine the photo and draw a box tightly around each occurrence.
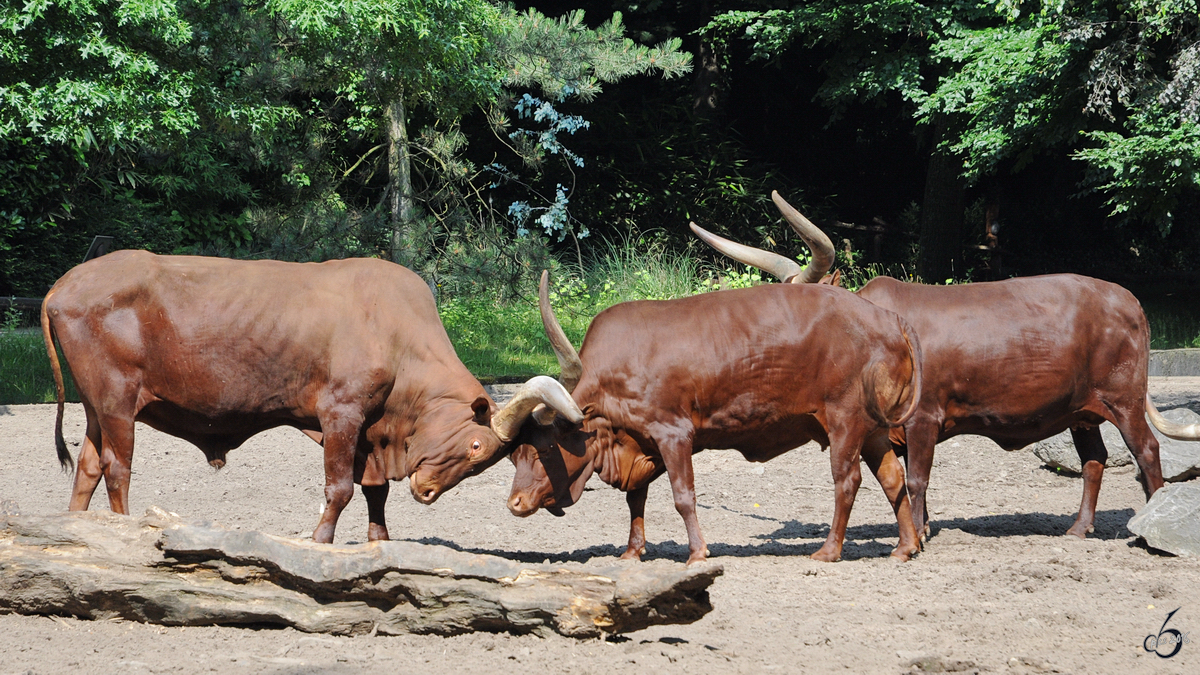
[41,251,582,543]
[691,190,1200,541]
[506,271,925,564]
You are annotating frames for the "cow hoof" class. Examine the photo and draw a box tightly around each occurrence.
[1064,523,1093,539]
[620,547,645,561]
[890,546,918,562]
[685,548,710,566]
[810,547,841,563]
[367,524,390,542]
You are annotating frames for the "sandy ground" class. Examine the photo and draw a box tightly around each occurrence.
[2,380,1199,674]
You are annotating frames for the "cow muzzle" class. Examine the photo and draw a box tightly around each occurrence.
[409,473,441,505]
[507,492,539,517]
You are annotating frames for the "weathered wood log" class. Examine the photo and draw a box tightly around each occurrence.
[0,507,720,637]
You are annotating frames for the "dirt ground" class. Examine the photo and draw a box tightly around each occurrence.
[2,380,1199,674]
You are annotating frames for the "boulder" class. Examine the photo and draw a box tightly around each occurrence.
[0,507,721,637]
[1028,426,1134,474]
[1028,408,1200,481]
[1127,482,1200,556]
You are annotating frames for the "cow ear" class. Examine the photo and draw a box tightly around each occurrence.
[829,269,843,287]
[472,396,492,426]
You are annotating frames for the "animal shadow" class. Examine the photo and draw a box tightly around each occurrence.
[924,508,1136,541]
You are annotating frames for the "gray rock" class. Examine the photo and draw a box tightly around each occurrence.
[0,508,721,637]
[1029,408,1200,481]
[1029,426,1134,474]
[1149,349,1200,377]
[1127,482,1200,556]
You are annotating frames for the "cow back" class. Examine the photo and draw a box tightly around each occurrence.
[572,283,919,457]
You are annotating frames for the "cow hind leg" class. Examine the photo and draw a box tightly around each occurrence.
[362,483,390,542]
[68,416,104,511]
[96,414,136,515]
[1066,426,1107,538]
[861,431,919,561]
[813,424,867,563]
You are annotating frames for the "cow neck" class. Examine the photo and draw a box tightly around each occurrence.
[585,416,643,492]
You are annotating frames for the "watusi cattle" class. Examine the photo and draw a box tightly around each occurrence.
[41,251,582,543]
[691,190,1200,542]
[506,270,925,564]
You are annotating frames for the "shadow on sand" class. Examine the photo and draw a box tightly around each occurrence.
[408,507,1137,565]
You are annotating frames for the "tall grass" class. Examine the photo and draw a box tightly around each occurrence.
[442,232,720,380]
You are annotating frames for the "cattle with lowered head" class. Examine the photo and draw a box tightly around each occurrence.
[506,270,925,564]
[41,251,581,543]
[691,191,1200,542]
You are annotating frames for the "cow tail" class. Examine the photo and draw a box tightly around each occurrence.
[887,314,924,428]
[1146,393,1200,440]
[41,293,73,471]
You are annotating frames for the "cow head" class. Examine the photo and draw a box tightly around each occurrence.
[505,270,661,516]
[507,418,595,517]
[406,375,583,505]
[508,416,664,516]
[689,190,836,285]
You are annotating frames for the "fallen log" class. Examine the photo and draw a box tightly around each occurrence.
[0,507,720,637]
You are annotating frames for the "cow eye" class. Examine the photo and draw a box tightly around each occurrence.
[471,440,481,451]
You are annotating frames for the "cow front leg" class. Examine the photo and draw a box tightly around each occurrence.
[813,428,865,563]
[362,483,390,542]
[621,484,650,560]
[1113,412,1163,499]
[651,425,707,565]
[311,413,363,544]
[1066,426,1107,538]
[861,431,919,561]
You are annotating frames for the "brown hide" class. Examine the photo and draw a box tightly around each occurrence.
[690,203,1172,542]
[41,251,506,544]
[853,273,1165,537]
[509,282,925,564]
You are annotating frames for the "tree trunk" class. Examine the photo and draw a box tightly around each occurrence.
[917,125,965,283]
[387,95,416,264]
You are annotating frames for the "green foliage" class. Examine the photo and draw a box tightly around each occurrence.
[918,21,1085,180]
[1077,110,1200,233]
[707,1,1200,232]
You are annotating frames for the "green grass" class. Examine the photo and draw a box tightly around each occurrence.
[10,245,1199,405]
[0,329,79,405]
[442,234,718,379]
[1142,298,1200,350]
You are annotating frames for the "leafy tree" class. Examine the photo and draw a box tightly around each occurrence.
[0,1,689,296]
[707,1,1200,280]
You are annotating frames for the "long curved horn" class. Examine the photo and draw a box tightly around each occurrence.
[539,270,583,392]
[491,376,584,443]
[771,190,835,284]
[689,222,804,283]
[1146,393,1200,440]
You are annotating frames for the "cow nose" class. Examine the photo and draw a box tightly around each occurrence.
[410,475,439,504]
[508,493,535,517]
